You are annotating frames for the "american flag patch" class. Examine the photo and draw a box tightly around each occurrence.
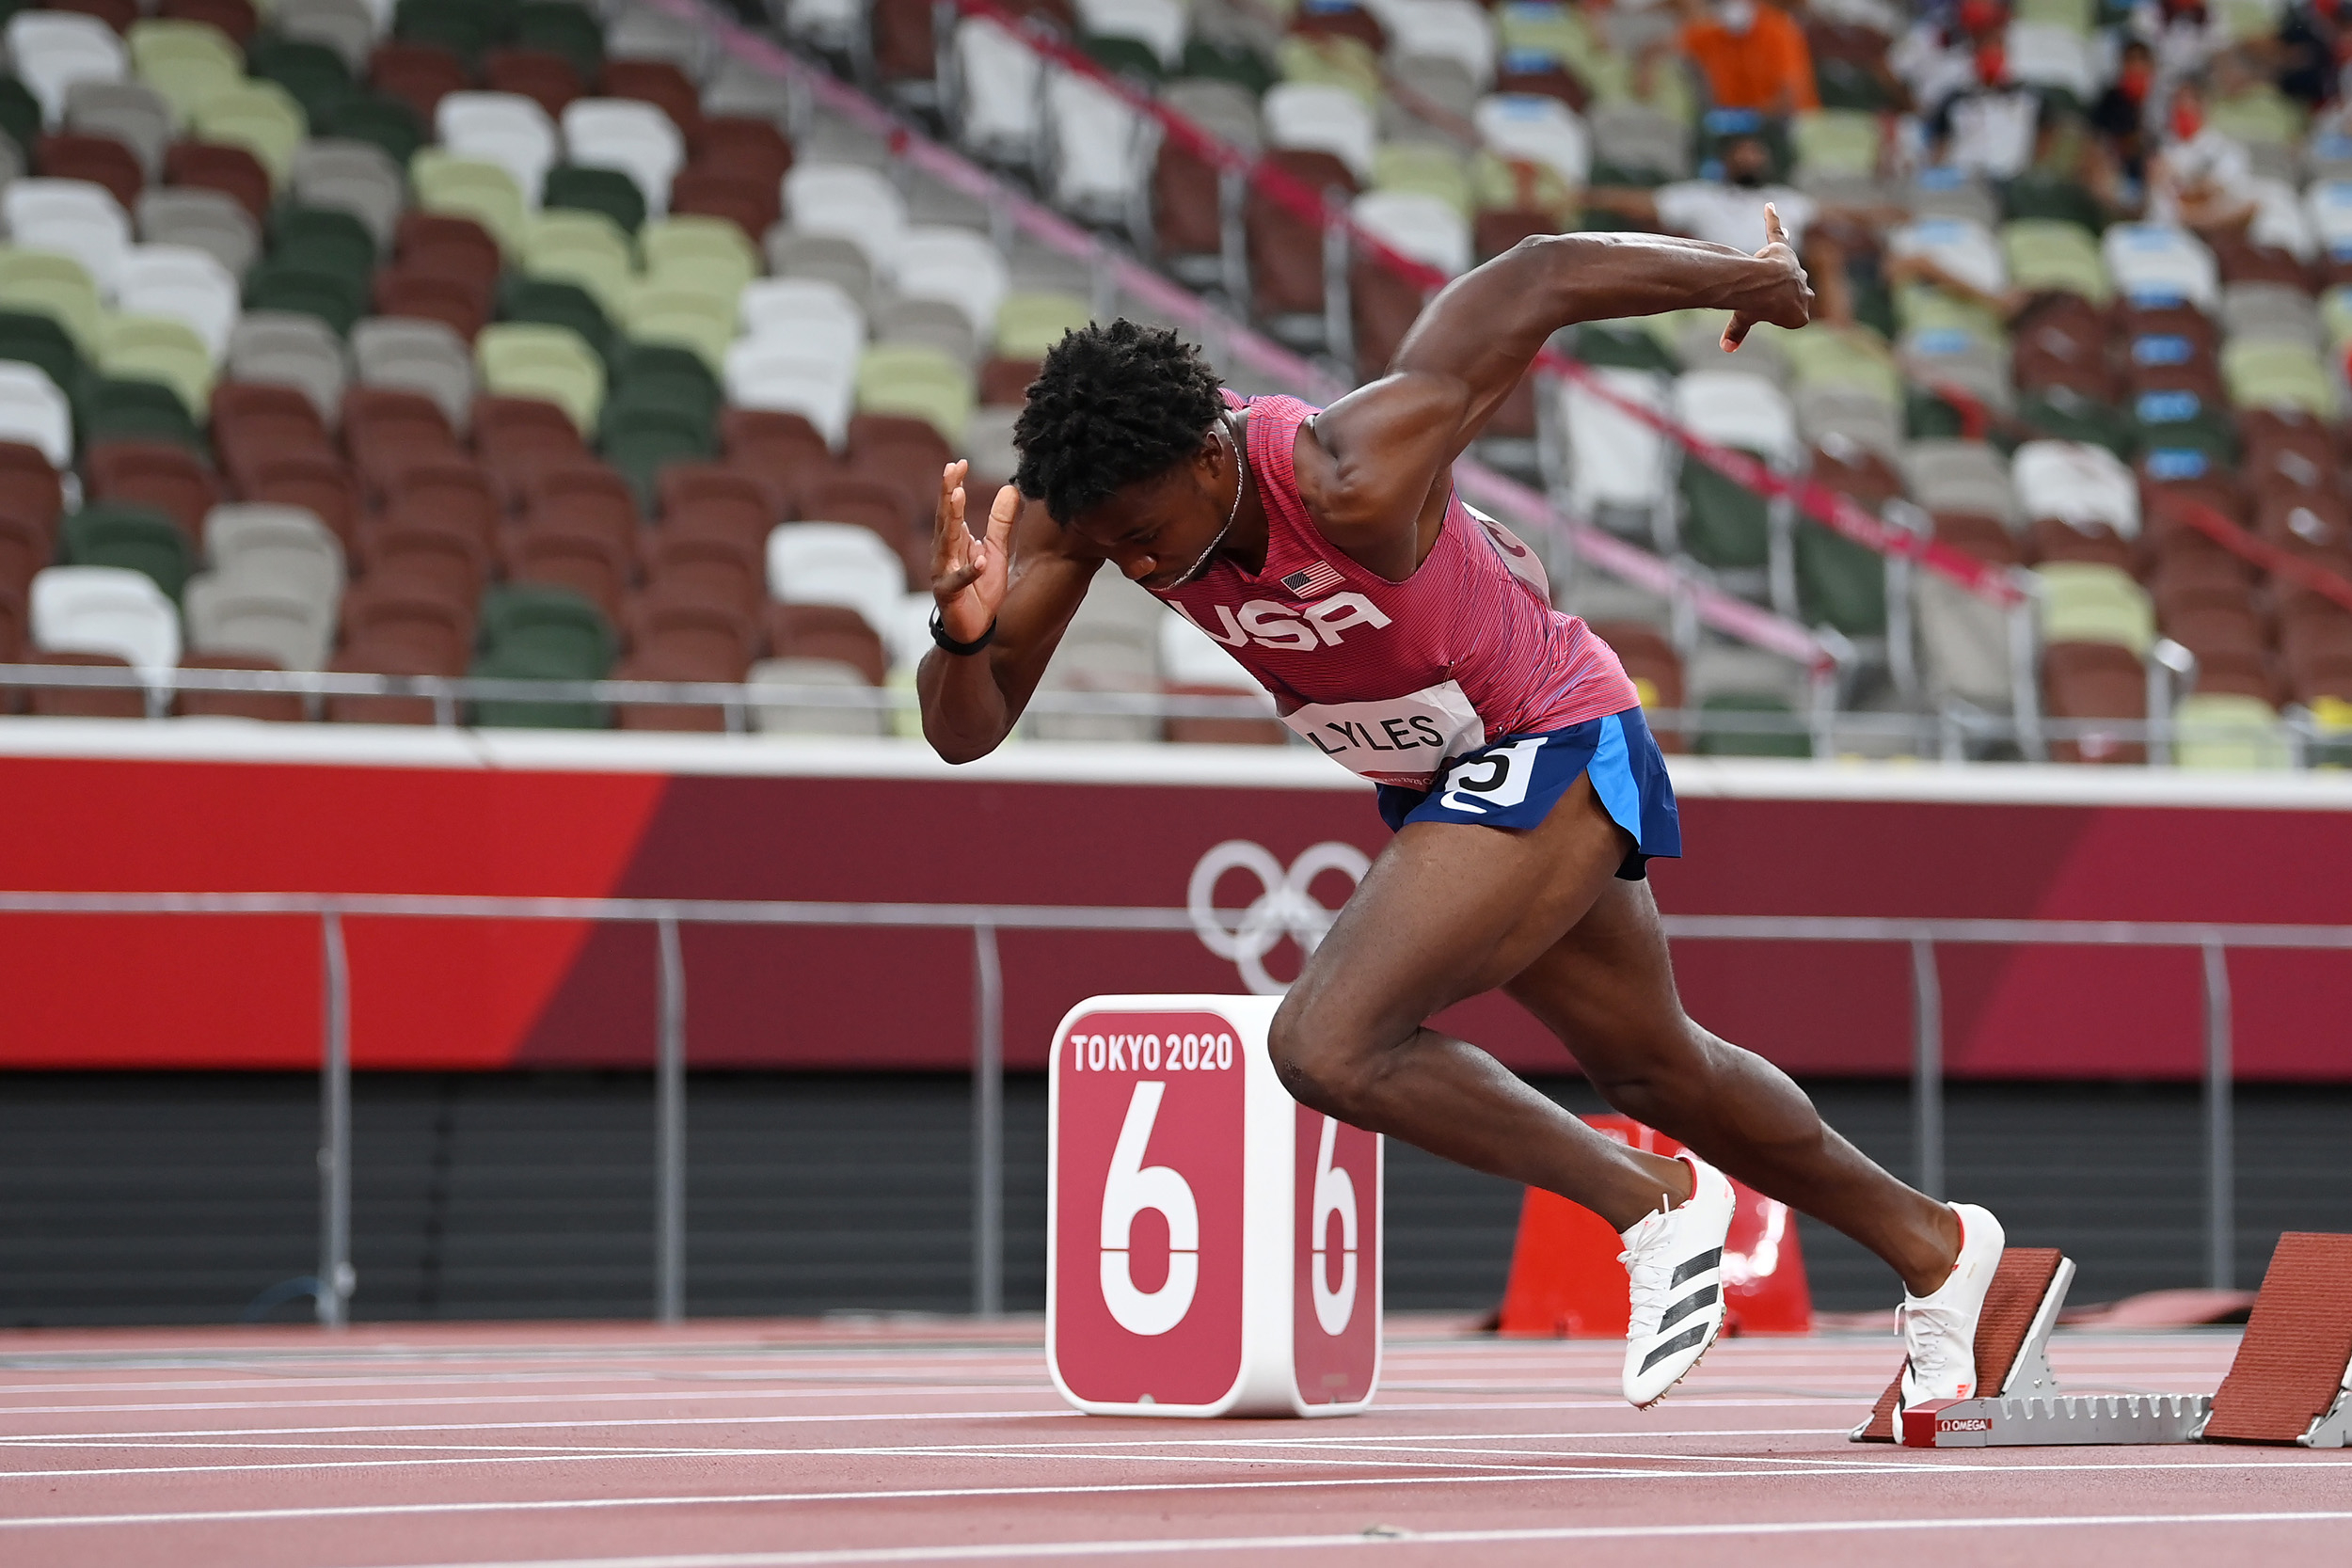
[1281,560,1344,598]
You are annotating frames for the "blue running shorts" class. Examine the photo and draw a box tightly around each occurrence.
[1375,706,1683,880]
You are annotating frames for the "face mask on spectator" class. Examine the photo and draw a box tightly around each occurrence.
[2170,98,2204,139]
[1974,41,2007,83]
[2119,59,2153,102]
[1716,0,1756,34]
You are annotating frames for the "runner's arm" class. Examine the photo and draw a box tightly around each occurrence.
[1306,209,1812,538]
[917,461,1102,764]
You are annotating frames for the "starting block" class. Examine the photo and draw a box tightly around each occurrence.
[1853,1232,2352,1449]
[1046,995,1382,1418]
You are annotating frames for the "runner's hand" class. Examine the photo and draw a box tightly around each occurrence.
[931,460,1018,644]
[1722,203,1814,352]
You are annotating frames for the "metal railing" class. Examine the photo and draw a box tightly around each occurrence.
[3,662,2343,763]
[4,890,2347,1324]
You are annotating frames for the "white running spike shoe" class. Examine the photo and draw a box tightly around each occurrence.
[1618,1154,1738,1408]
[1890,1202,2008,1435]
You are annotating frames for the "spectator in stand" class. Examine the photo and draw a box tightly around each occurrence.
[2134,0,2227,102]
[2146,71,2262,230]
[1677,0,1819,115]
[1909,3,2047,180]
[2275,0,2344,112]
[1581,133,1820,249]
[1889,0,2007,117]
[2092,38,2159,182]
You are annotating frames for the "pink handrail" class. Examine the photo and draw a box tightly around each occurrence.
[944,0,2026,610]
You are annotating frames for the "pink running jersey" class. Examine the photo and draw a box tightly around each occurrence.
[1152,395,1638,789]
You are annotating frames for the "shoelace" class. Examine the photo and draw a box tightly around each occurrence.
[1899,1298,1967,1385]
[1616,1212,1673,1336]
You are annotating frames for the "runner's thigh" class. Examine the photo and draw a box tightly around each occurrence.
[1283,775,1631,1045]
[1502,874,1699,1077]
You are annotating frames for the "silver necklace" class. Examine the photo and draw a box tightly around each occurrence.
[1173,415,1249,587]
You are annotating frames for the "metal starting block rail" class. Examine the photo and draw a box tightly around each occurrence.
[1853,1233,2352,1449]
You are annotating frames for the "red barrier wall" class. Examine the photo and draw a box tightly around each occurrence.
[0,729,2345,1080]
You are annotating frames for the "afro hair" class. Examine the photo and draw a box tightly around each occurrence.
[1013,320,1227,525]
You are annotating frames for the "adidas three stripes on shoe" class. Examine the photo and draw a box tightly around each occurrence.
[1617,1153,1738,1408]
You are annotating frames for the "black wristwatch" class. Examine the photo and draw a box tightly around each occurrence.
[930,608,997,656]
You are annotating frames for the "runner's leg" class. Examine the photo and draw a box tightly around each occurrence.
[1503,871,1963,1296]
[1268,774,1694,1233]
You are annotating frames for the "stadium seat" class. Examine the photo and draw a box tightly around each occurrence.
[32,559,180,673]
[768,519,905,639]
[136,186,260,278]
[86,438,217,536]
[9,11,129,125]
[561,96,686,217]
[437,90,561,204]
[853,342,972,444]
[470,581,614,727]
[476,320,604,431]
[0,361,75,467]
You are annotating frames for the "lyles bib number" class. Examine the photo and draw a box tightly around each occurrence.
[1279,679,1486,789]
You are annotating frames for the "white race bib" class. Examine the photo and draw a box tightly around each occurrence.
[1281,680,1486,788]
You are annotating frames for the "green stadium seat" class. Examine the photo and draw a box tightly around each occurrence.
[246,36,357,121]
[0,73,40,152]
[244,259,369,336]
[311,93,427,165]
[541,162,645,235]
[1572,322,1679,373]
[1179,39,1275,96]
[82,377,204,449]
[2017,386,2133,455]
[501,276,611,358]
[513,0,604,77]
[1677,454,1771,569]
[60,501,193,598]
[601,419,715,509]
[395,0,508,64]
[1083,34,1163,82]
[0,309,84,394]
[1795,521,1886,636]
[607,341,721,423]
[471,581,612,727]
[2002,172,2106,235]
[271,204,378,280]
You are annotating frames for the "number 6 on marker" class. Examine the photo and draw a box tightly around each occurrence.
[1309,1115,1359,1336]
[1099,1081,1200,1336]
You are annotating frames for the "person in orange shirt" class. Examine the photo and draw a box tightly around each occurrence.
[1677,0,1820,115]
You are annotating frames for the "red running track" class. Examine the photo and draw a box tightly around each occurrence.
[0,1315,2345,1566]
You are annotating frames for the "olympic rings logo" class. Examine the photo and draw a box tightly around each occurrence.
[1185,839,1372,995]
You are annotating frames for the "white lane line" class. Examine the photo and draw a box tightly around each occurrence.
[0,1398,1863,1446]
[0,1452,2335,1528]
[0,1372,1054,1399]
[0,1410,1084,1444]
[352,1511,2352,1567]
[0,1426,1851,1456]
[0,1445,1621,1484]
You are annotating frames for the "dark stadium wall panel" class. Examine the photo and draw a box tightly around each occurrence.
[0,746,2349,1079]
[6,1072,2350,1326]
